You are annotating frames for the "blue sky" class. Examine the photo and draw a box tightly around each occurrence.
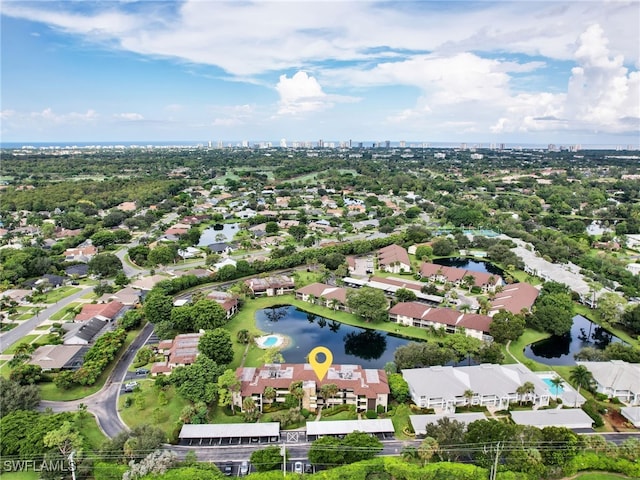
[1,1,639,146]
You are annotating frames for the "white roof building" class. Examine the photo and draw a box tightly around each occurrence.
[510,409,593,430]
[576,360,640,405]
[402,363,551,411]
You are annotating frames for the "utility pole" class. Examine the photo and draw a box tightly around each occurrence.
[281,443,286,477]
[68,451,77,480]
[490,441,501,480]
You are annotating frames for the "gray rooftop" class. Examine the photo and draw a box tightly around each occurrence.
[305,419,394,436]
[402,363,549,401]
[179,422,280,439]
[510,409,593,429]
[576,361,640,393]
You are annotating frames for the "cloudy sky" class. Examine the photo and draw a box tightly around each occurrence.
[1,1,639,146]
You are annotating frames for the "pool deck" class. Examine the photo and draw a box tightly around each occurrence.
[535,371,586,407]
[254,334,290,350]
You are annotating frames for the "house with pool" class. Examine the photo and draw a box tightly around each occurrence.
[402,363,552,411]
[234,363,390,413]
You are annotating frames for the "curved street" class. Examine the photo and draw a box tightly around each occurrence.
[39,322,155,438]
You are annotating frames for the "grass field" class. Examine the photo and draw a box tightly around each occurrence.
[505,329,549,371]
[567,473,634,480]
[2,334,40,354]
[118,382,190,436]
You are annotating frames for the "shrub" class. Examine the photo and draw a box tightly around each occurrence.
[376,405,385,415]
[581,399,604,428]
[300,408,311,419]
[365,409,377,419]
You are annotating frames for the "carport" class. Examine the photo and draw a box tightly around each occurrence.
[410,413,487,437]
[305,419,394,441]
[511,409,594,431]
[179,422,280,446]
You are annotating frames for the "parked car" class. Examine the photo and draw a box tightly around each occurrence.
[304,463,313,474]
[123,381,138,392]
[222,464,232,476]
[135,368,150,375]
[294,462,303,474]
[239,461,249,476]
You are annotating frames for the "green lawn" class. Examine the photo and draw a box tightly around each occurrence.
[118,382,190,435]
[77,413,108,450]
[505,329,550,371]
[2,334,40,354]
[388,403,412,440]
[42,286,82,303]
[319,410,358,421]
[40,328,144,401]
[0,361,11,379]
[568,473,634,480]
[50,303,83,321]
[0,471,40,480]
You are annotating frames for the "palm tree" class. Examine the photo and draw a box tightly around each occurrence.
[569,365,595,396]
[263,386,277,404]
[463,389,474,407]
[320,383,339,408]
[417,437,439,466]
[550,376,564,398]
[289,381,305,409]
[516,381,535,405]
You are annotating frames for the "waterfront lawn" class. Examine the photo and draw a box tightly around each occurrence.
[40,328,142,401]
[505,329,550,371]
[119,382,189,436]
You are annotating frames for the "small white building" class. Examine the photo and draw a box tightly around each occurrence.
[511,409,593,430]
[576,360,640,405]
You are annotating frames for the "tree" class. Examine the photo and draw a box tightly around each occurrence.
[388,373,410,403]
[148,245,177,266]
[465,419,518,468]
[199,328,234,365]
[88,253,123,277]
[342,431,383,464]
[143,290,174,325]
[344,330,387,360]
[43,421,82,456]
[529,291,574,336]
[191,299,228,330]
[417,437,439,466]
[463,389,474,406]
[250,446,285,472]
[0,377,40,416]
[621,303,640,334]
[423,417,466,461]
[263,386,277,404]
[170,356,224,404]
[289,380,304,409]
[516,381,535,405]
[288,224,307,242]
[346,287,388,323]
[395,288,417,303]
[597,292,626,325]
[9,364,42,385]
[569,365,595,396]
[319,383,339,406]
[217,369,241,414]
[123,450,178,480]
[394,341,454,369]
[415,245,433,261]
[308,436,343,466]
[236,329,252,344]
[549,376,564,397]
[540,426,581,467]
[489,310,526,344]
[262,347,284,364]
[431,237,456,256]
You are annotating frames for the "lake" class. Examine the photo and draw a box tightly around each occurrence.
[255,306,413,369]
[524,314,624,365]
[433,257,504,276]
[198,223,240,245]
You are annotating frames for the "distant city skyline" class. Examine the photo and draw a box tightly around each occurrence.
[1,1,639,145]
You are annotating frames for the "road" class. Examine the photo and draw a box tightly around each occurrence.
[39,322,155,438]
[0,286,93,352]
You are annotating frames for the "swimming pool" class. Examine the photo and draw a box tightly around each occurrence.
[262,335,279,347]
[542,377,565,394]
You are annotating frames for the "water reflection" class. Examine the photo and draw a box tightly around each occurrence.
[524,315,623,366]
[255,305,411,368]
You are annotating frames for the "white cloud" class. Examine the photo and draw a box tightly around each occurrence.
[113,112,144,121]
[276,71,329,115]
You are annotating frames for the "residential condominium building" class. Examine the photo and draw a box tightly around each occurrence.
[402,363,551,412]
[377,244,411,274]
[234,363,389,413]
[295,283,349,311]
[577,360,640,405]
[151,332,203,375]
[244,275,295,297]
[389,301,492,340]
[419,262,502,292]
